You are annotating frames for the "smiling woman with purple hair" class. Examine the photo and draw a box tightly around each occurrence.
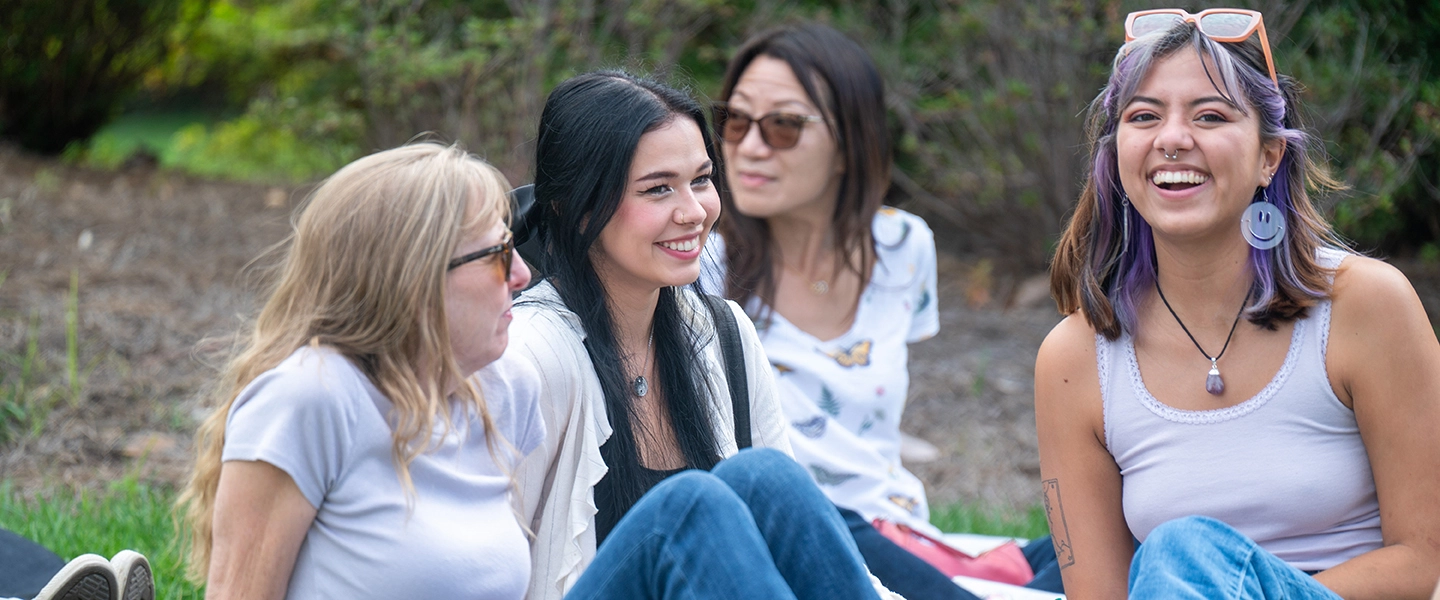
[1038,9,1440,599]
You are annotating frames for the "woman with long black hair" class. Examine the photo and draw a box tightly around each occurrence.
[510,70,896,600]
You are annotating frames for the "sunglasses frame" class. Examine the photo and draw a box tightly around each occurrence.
[1124,8,1278,88]
[712,103,824,150]
[447,229,514,278]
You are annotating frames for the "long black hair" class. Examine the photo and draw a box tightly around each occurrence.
[525,70,727,525]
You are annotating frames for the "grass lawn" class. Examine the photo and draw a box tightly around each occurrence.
[0,478,203,598]
[0,479,1045,598]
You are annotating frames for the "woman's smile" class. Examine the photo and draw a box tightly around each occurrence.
[657,233,702,256]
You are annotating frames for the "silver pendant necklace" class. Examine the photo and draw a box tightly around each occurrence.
[631,331,654,397]
[1154,279,1250,396]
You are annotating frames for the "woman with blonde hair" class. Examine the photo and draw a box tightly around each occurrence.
[178,142,541,598]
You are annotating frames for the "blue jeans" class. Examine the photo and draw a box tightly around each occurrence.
[1130,516,1342,599]
[566,448,881,600]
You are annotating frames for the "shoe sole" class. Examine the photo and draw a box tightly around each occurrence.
[34,554,116,600]
[110,550,154,600]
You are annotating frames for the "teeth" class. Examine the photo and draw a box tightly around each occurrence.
[1152,170,1208,185]
[660,239,698,252]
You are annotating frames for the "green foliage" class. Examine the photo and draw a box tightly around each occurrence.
[168,100,362,183]
[863,0,1119,267]
[0,0,203,154]
[61,111,211,170]
[141,0,742,181]
[1284,2,1440,250]
[0,481,202,599]
[36,0,1440,254]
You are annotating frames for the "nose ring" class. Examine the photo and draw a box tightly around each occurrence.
[1164,150,1180,160]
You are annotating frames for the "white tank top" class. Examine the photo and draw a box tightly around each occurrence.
[1100,248,1381,571]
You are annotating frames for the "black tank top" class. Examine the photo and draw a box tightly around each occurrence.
[594,459,687,545]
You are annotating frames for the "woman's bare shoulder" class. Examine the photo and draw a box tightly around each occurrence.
[1035,312,1105,413]
[1038,312,1101,371]
[1330,254,1429,331]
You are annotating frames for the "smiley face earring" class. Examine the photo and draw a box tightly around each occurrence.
[1241,177,1286,250]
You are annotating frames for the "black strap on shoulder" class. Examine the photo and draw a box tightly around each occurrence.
[700,294,751,450]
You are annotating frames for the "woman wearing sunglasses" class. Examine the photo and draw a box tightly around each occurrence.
[509,70,898,600]
[178,143,540,598]
[1040,9,1440,599]
[703,23,1041,600]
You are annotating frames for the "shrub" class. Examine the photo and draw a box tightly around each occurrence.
[0,0,198,154]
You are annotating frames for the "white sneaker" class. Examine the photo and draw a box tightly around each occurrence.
[107,551,152,600]
[899,432,941,463]
[31,554,116,600]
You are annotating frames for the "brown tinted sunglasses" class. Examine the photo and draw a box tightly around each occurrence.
[713,103,824,150]
[447,229,514,278]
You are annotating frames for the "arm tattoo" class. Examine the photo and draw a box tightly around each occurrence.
[1042,478,1076,569]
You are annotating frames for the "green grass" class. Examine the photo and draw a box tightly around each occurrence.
[0,479,202,598]
[932,502,1051,540]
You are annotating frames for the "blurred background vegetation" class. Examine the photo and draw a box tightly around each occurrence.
[2,0,1436,272]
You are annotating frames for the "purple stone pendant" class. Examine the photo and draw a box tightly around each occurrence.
[1205,359,1224,395]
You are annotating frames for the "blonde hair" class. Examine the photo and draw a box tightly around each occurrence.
[176,142,512,582]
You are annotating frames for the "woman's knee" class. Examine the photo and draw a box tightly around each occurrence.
[625,471,755,536]
[646,471,735,505]
[711,448,807,490]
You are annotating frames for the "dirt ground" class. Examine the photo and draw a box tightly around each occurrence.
[2,143,1438,511]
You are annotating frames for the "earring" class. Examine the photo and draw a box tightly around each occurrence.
[1241,186,1286,250]
[1120,194,1131,256]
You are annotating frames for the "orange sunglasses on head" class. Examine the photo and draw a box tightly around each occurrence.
[1124,8,1278,88]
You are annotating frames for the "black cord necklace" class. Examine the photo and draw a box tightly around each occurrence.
[1154,279,1251,396]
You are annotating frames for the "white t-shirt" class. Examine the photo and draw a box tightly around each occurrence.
[702,207,941,532]
[223,346,544,600]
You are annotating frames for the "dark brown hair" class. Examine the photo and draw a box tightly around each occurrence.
[717,23,891,316]
[1050,23,1345,339]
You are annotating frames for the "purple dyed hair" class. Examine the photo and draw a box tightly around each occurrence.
[1050,21,1347,339]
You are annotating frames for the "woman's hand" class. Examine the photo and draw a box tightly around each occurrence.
[1034,313,1135,599]
[1319,256,1440,599]
[206,460,317,600]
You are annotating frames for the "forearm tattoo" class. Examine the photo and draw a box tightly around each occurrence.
[1042,478,1076,569]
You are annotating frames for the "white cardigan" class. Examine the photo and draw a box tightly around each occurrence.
[510,282,792,600]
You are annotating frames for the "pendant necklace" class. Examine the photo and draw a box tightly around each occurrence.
[780,257,831,295]
[1154,279,1251,396]
[630,331,654,397]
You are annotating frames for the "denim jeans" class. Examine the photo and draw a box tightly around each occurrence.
[1129,516,1342,600]
[566,448,881,600]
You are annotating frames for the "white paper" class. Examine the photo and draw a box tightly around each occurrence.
[938,532,1027,556]
[951,575,1066,600]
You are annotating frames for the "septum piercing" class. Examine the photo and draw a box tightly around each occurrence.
[1164,150,1180,160]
